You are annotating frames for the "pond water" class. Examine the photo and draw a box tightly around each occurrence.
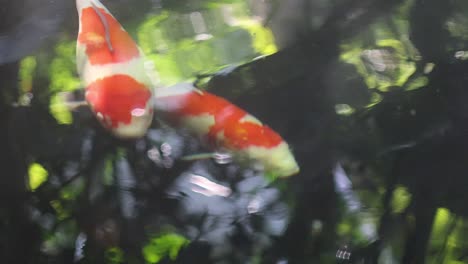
[1,0,468,263]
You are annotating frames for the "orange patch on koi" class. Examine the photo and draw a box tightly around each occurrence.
[78,7,139,65]
[86,74,151,128]
[159,90,283,149]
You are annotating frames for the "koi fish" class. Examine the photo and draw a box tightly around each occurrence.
[154,83,300,178]
[76,0,153,138]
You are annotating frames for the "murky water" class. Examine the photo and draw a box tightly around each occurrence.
[1,0,468,263]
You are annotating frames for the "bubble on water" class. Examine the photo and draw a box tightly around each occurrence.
[147,147,161,163]
[160,142,172,157]
[19,92,33,106]
[311,220,323,234]
[247,197,261,214]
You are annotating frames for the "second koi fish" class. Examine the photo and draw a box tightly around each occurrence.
[154,83,300,178]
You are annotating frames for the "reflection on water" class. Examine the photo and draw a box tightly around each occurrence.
[189,174,232,197]
[167,163,289,260]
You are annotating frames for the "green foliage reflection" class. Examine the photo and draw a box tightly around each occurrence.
[142,233,189,263]
[28,162,48,191]
[48,40,80,124]
[428,208,466,264]
[18,56,36,94]
[105,247,125,264]
[391,185,411,213]
[341,38,417,92]
[42,220,78,256]
[137,5,277,86]
[339,1,428,94]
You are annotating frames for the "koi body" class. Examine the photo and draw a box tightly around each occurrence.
[154,83,299,178]
[76,0,153,138]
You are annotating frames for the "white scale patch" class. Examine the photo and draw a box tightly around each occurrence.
[79,56,153,88]
[239,114,262,125]
[75,44,87,77]
[153,84,203,113]
[154,83,198,98]
[179,114,216,137]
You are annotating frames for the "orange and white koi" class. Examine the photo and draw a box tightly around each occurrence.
[154,83,300,178]
[76,0,153,138]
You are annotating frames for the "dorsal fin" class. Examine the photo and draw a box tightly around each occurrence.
[91,2,114,52]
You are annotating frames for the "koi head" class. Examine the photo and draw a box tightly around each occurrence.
[76,0,141,70]
[76,0,153,138]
